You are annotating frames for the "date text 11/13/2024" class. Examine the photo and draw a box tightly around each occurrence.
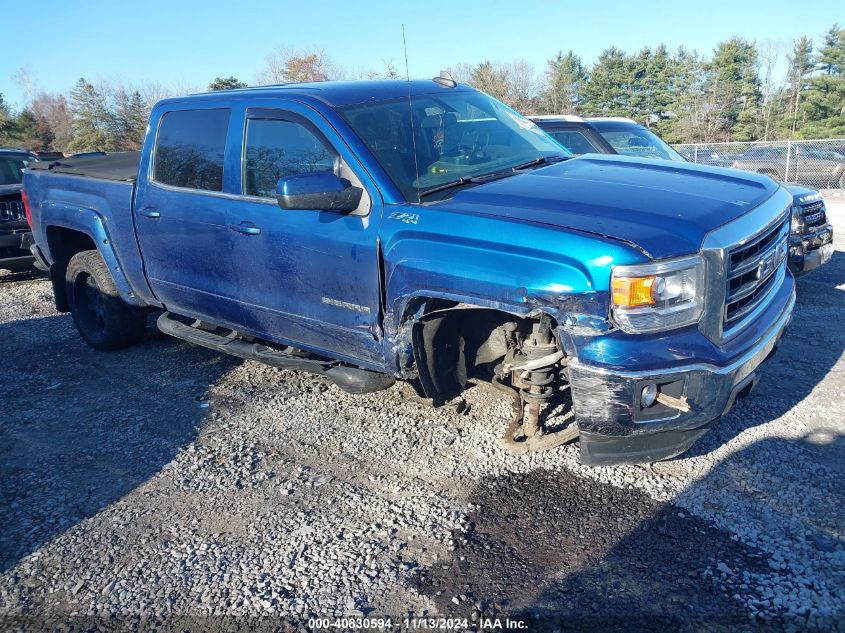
[308,617,528,629]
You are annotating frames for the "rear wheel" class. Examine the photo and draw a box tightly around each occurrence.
[65,250,146,350]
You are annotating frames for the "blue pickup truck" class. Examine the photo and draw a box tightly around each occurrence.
[23,79,796,465]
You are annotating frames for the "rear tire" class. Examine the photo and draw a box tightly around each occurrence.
[65,250,146,350]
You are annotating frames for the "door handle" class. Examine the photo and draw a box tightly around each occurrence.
[138,208,160,219]
[230,222,261,235]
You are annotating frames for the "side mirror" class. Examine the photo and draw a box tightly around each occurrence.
[275,172,363,212]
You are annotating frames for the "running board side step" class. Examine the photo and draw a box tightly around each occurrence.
[156,312,395,394]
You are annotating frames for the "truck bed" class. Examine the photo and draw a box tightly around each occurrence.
[27,151,140,182]
[24,162,152,306]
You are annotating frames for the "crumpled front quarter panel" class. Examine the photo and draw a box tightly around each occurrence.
[381,204,648,330]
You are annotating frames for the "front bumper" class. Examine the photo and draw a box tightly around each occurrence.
[0,229,36,271]
[788,224,833,275]
[568,284,795,466]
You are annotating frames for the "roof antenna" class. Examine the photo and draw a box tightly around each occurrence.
[402,23,421,204]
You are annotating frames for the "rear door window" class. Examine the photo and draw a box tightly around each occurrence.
[153,109,231,191]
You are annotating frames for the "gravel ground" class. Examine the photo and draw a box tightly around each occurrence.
[1,203,843,631]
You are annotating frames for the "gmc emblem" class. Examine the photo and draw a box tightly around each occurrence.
[757,253,776,280]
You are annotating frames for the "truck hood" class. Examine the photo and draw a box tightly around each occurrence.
[782,183,822,205]
[438,155,782,259]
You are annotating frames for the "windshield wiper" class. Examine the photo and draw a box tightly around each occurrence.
[418,172,510,198]
[418,155,570,200]
[510,154,570,171]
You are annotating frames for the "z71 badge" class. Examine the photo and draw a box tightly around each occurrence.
[388,211,419,225]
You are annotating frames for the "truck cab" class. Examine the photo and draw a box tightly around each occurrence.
[24,80,796,465]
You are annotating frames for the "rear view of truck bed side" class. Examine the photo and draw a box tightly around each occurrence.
[25,153,152,314]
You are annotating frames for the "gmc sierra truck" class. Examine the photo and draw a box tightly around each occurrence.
[23,78,796,465]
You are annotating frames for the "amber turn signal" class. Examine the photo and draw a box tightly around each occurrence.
[611,276,656,307]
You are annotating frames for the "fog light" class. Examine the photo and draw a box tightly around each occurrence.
[641,384,658,408]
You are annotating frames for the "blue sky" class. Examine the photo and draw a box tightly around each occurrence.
[1,0,842,108]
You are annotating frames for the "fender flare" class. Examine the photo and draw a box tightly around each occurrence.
[42,201,146,307]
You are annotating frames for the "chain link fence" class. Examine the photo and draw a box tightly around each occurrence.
[673,139,845,189]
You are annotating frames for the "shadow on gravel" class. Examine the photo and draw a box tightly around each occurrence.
[415,433,844,632]
[683,250,845,462]
[0,268,45,284]
[0,313,236,572]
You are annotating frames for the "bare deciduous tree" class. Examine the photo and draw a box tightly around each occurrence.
[504,59,537,113]
[758,40,785,140]
[446,63,473,84]
[29,92,73,150]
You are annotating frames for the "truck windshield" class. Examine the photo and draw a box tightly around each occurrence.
[0,155,29,186]
[340,91,569,201]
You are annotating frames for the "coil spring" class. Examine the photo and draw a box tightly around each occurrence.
[519,369,555,403]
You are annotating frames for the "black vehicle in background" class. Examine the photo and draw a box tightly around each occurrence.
[531,116,834,276]
[0,148,63,273]
[784,185,834,275]
[0,149,37,272]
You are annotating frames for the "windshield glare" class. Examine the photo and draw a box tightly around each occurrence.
[340,91,569,200]
[598,128,685,162]
[0,156,29,186]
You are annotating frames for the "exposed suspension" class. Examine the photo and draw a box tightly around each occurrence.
[496,316,578,454]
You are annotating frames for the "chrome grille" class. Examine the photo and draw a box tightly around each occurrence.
[699,187,793,345]
[799,200,826,228]
[0,196,26,222]
[723,217,789,330]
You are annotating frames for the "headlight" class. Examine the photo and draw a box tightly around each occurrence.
[790,206,804,233]
[611,255,705,333]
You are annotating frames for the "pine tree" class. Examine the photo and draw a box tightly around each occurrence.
[540,51,584,114]
[207,76,247,91]
[112,90,149,150]
[0,93,13,144]
[580,48,630,117]
[69,78,113,152]
[642,45,673,124]
[661,48,713,142]
[800,25,845,137]
[469,62,509,102]
[11,109,54,150]
[704,38,762,141]
[625,46,673,123]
